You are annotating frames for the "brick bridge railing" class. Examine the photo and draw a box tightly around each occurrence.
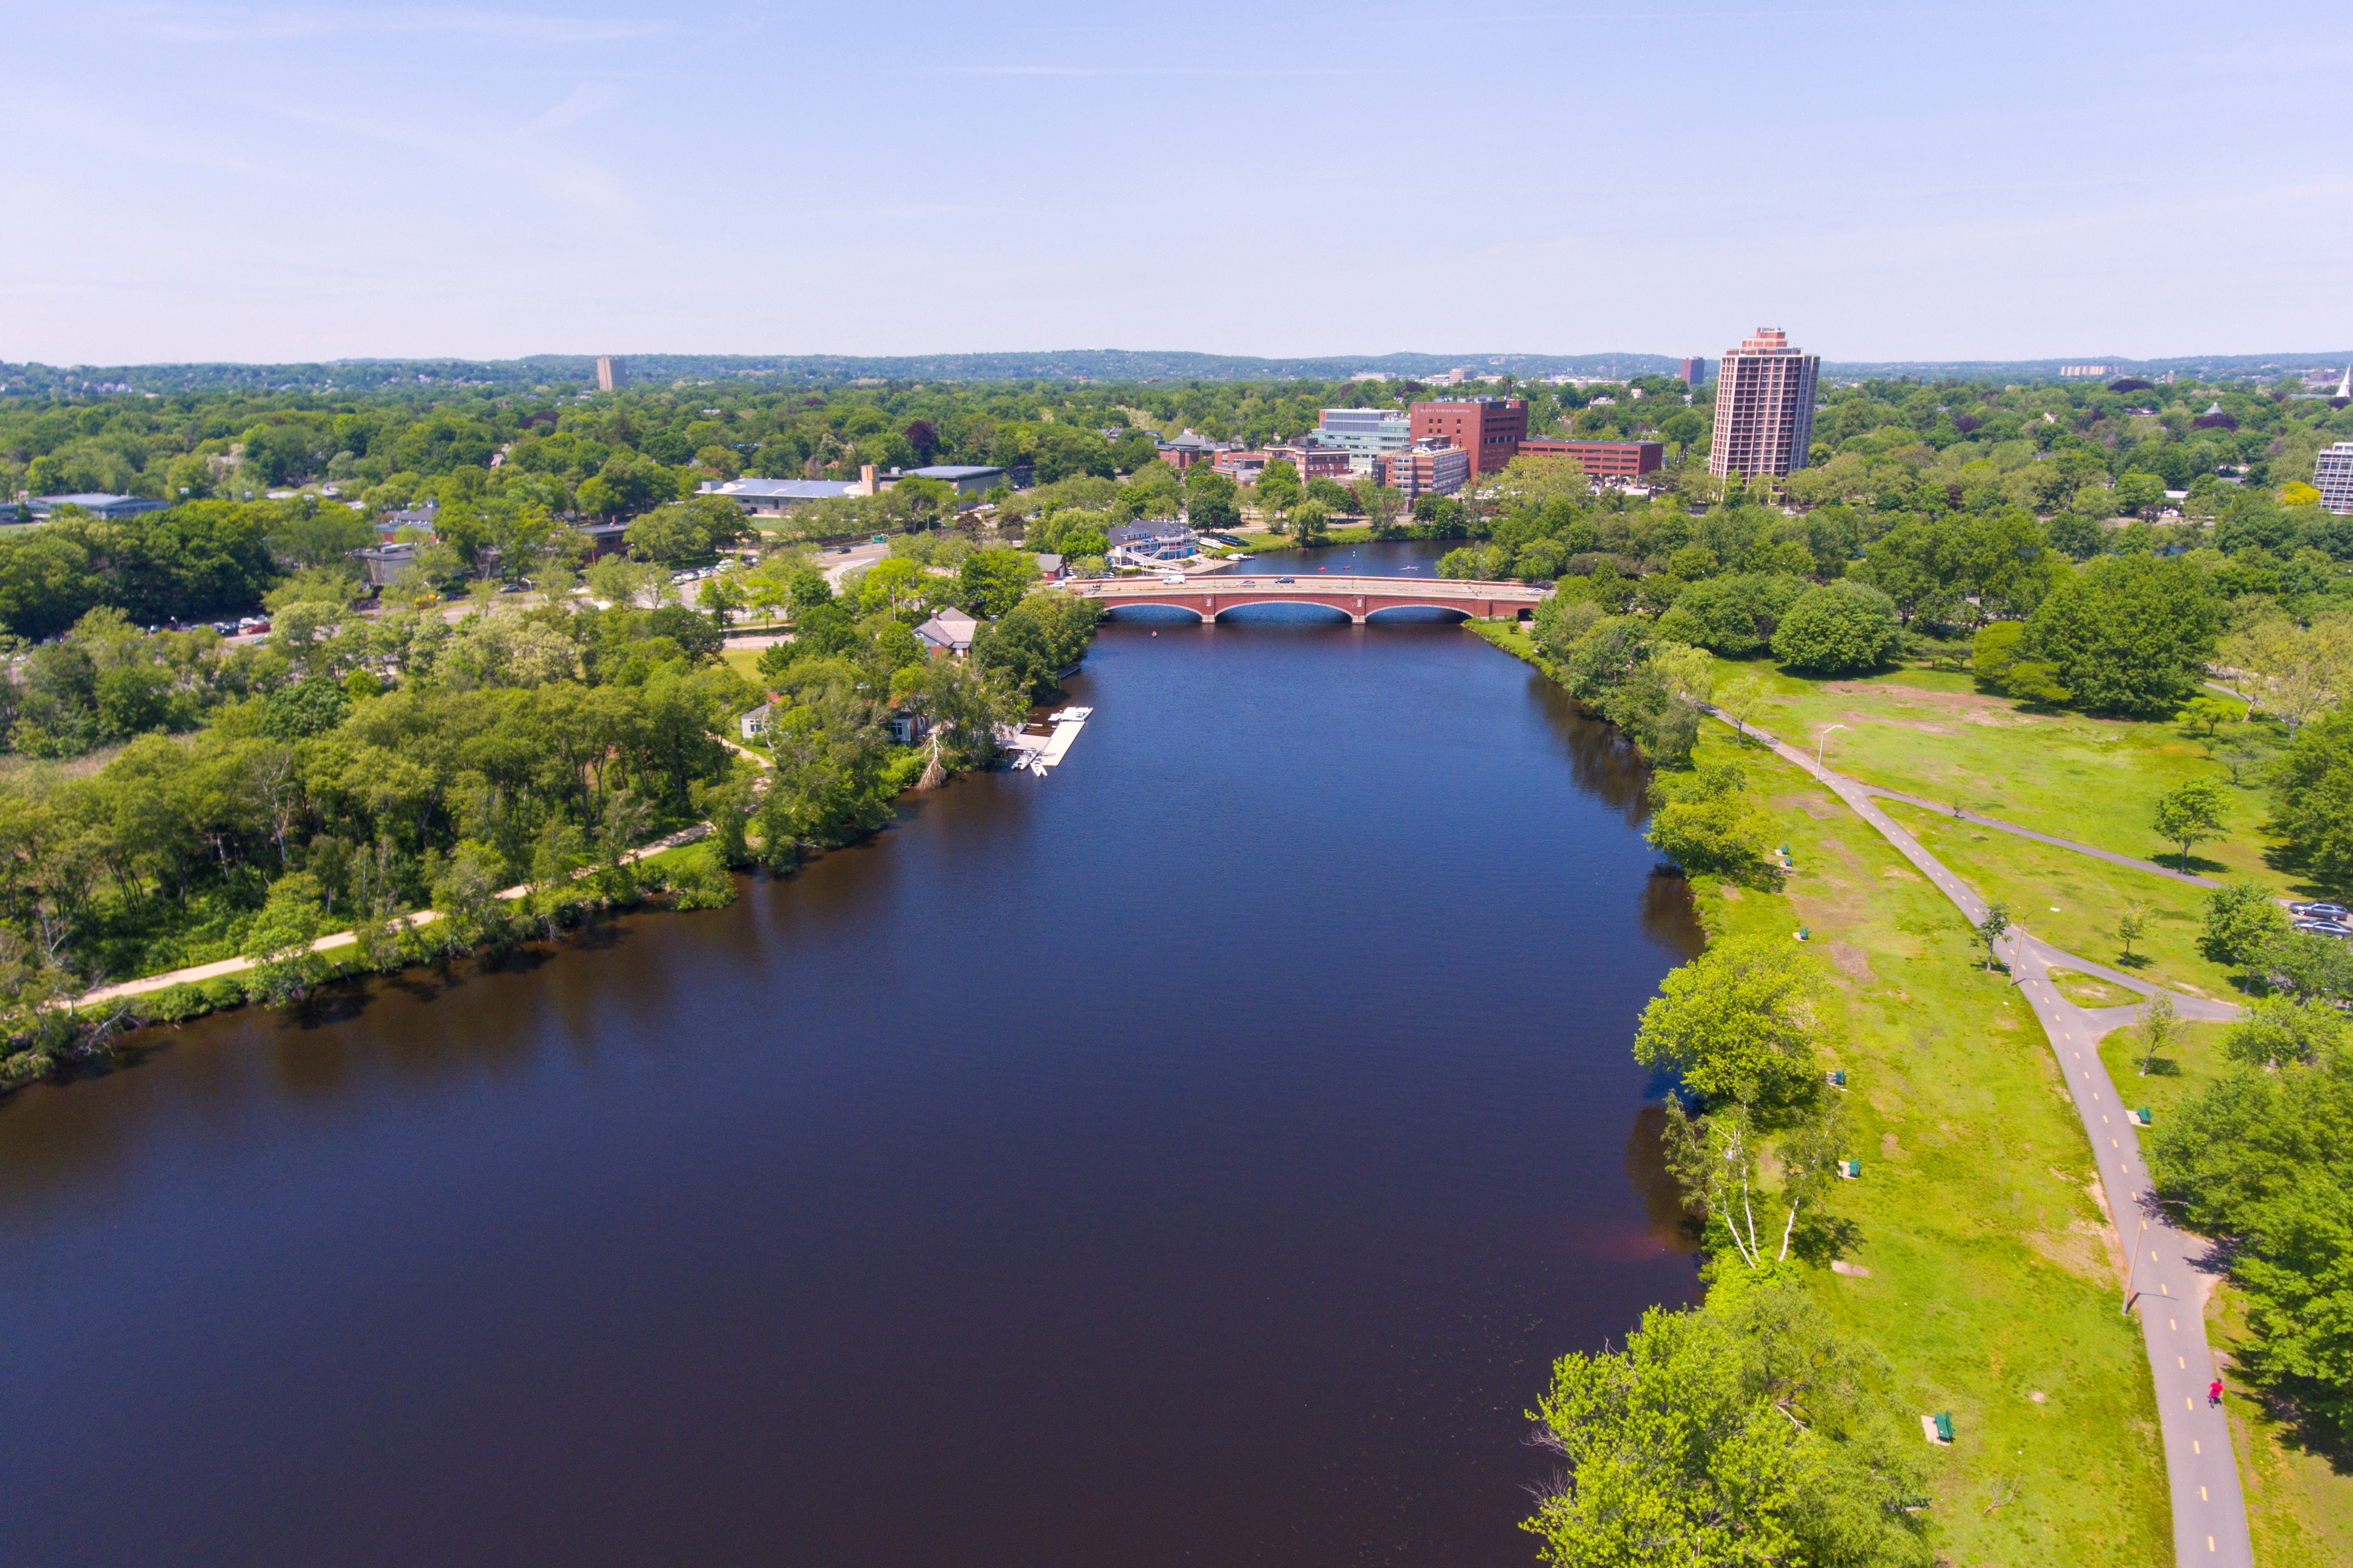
[1064,574,1545,624]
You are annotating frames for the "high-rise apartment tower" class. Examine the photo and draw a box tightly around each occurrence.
[2316,443,2353,516]
[597,356,624,392]
[1707,328,1818,478]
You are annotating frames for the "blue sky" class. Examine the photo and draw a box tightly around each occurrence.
[8,1,2348,365]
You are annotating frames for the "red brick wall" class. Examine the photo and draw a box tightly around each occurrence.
[1408,400,1527,474]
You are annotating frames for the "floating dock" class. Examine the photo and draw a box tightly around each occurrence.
[1002,710,1089,774]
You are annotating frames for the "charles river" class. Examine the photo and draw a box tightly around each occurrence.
[0,542,1702,1568]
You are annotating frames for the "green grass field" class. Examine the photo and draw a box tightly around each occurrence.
[1705,656,2295,890]
[1467,626,2353,1562]
[1880,800,2245,1002]
[1684,727,2172,1563]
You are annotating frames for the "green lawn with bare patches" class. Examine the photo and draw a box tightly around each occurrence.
[1706,657,2293,891]
[1687,727,2173,1564]
[1879,800,2246,1002]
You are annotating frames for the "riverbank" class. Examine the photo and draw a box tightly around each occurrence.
[0,609,1699,1568]
[11,739,960,1090]
[1468,618,2174,1559]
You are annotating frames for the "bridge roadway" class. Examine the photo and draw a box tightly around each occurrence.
[1064,573,1546,623]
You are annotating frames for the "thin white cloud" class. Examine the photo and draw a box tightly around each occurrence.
[522,81,624,134]
[121,4,663,44]
[922,64,1376,78]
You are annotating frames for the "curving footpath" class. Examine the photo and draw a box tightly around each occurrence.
[75,735,780,1012]
[1713,711,2253,1567]
[1854,785,2225,890]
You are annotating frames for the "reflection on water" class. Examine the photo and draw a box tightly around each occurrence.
[0,592,1700,1568]
[1623,1103,1705,1252]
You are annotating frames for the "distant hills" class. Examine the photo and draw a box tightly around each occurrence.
[2,347,2347,397]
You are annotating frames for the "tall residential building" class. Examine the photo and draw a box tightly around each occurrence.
[1707,328,1819,479]
[1678,357,1708,387]
[1409,397,1527,476]
[2317,443,2353,515]
[596,355,624,391]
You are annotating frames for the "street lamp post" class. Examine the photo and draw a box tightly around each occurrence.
[1815,723,1848,775]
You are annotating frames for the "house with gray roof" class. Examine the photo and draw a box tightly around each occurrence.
[698,477,864,516]
[914,606,980,658]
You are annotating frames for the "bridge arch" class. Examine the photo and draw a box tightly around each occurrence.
[1207,600,1356,625]
[1360,602,1475,623]
[1102,601,1211,623]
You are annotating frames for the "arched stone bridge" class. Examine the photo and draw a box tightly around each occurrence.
[1065,574,1546,624]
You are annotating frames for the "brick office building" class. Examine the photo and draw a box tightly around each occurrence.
[1213,445,1352,484]
[1515,438,1665,479]
[1376,444,1472,499]
[1409,397,1526,476]
[1707,327,1819,478]
[1267,444,1354,481]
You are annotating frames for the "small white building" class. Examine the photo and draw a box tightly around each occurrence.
[1106,519,1197,567]
[740,701,775,741]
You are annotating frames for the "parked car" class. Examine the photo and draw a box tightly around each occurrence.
[2294,919,2353,938]
[2290,901,2349,920]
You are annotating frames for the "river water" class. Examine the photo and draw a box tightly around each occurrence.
[0,544,1701,1568]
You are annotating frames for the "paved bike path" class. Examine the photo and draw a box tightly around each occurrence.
[1716,713,2252,1567]
[1855,785,2223,889]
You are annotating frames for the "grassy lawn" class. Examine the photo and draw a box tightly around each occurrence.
[1685,727,2171,1563]
[721,648,767,684]
[2091,1019,2353,1565]
[1473,626,2349,1562]
[1705,656,2293,890]
[1880,800,2246,1002]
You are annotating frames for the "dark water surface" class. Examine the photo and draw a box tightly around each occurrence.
[0,592,1701,1567]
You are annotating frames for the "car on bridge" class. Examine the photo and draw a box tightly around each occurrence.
[1275,576,1295,584]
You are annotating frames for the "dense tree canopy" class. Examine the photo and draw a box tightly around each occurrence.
[1771,582,1903,675]
[2024,555,2219,716]
[1525,1277,1930,1568]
